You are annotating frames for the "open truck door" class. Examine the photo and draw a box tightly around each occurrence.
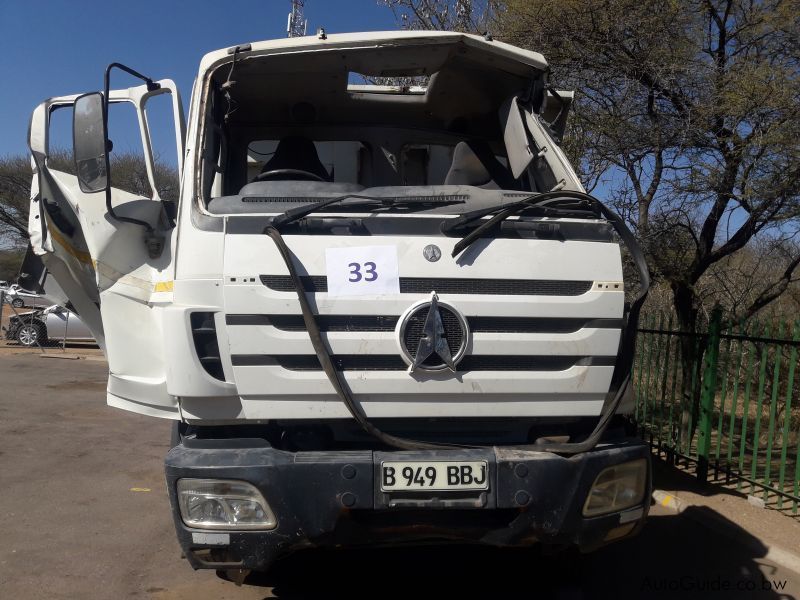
[28,68,186,418]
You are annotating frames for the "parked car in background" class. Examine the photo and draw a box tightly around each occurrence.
[3,305,95,347]
[1,284,58,308]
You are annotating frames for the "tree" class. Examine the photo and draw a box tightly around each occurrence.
[497,0,800,436]
[0,247,25,283]
[0,151,179,249]
[0,156,34,246]
[384,0,800,325]
[380,0,500,32]
[497,0,800,323]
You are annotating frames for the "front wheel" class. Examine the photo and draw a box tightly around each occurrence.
[11,298,24,308]
[17,323,43,347]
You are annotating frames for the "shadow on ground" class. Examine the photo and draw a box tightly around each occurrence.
[232,505,795,600]
[651,456,747,499]
[651,452,800,526]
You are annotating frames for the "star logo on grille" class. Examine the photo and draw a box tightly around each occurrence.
[423,244,442,262]
[411,292,456,372]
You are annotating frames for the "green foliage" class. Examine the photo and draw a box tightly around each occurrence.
[0,151,179,248]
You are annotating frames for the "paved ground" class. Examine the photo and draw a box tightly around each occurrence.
[1,351,798,599]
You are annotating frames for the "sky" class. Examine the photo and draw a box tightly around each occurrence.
[0,0,398,158]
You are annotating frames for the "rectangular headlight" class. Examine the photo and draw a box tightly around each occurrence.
[583,459,647,517]
[177,479,277,530]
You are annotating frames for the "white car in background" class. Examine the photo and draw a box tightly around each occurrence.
[1,284,56,308]
[3,305,95,346]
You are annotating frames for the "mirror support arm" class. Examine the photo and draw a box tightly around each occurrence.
[101,63,161,235]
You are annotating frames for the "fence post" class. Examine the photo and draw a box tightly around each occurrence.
[697,305,723,482]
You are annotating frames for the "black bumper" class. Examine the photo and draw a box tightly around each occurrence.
[165,438,650,571]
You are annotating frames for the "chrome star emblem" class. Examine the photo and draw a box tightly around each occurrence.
[411,292,455,372]
[423,244,442,262]
[397,293,469,373]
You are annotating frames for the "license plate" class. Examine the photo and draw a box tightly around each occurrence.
[380,461,489,492]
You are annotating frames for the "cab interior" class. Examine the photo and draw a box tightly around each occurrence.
[198,37,566,212]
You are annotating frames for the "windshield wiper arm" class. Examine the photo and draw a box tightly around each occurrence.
[449,191,598,257]
[440,195,537,233]
[271,194,463,228]
[441,193,596,235]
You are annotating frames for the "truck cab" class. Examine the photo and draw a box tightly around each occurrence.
[29,31,650,577]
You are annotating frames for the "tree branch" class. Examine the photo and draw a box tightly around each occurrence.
[743,252,800,319]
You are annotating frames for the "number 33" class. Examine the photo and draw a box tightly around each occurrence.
[348,262,378,282]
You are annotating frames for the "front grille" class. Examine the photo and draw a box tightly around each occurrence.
[226,314,623,333]
[230,354,614,371]
[260,275,592,296]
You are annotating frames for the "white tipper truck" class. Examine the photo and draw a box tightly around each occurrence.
[28,31,651,577]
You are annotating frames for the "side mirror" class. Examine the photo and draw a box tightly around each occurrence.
[73,92,109,193]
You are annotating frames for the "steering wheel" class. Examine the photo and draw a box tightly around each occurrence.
[255,168,326,182]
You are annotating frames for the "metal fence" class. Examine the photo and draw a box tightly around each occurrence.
[635,308,800,514]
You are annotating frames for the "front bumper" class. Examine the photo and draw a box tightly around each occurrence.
[165,438,650,571]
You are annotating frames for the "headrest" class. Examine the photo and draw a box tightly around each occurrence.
[444,141,497,188]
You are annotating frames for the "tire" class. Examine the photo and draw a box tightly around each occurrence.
[16,323,44,347]
[11,298,24,308]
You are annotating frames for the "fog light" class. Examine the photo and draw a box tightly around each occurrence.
[177,479,277,530]
[583,459,647,517]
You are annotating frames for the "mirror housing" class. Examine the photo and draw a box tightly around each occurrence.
[73,92,109,193]
[500,95,534,179]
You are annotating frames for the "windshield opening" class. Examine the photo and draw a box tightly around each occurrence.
[196,42,567,215]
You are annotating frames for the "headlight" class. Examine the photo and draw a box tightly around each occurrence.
[177,479,277,530]
[583,459,647,517]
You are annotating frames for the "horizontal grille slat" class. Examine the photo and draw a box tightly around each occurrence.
[259,275,592,296]
[230,354,616,371]
[226,314,623,333]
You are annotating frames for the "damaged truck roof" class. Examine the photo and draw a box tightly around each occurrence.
[200,30,548,74]
[198,31,551,131]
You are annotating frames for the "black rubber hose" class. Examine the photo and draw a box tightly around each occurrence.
[265,226,465,451]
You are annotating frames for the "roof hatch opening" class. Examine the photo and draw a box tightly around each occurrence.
[347,71,429,93]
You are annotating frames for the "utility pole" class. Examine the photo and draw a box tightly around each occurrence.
[287,0,307,38]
